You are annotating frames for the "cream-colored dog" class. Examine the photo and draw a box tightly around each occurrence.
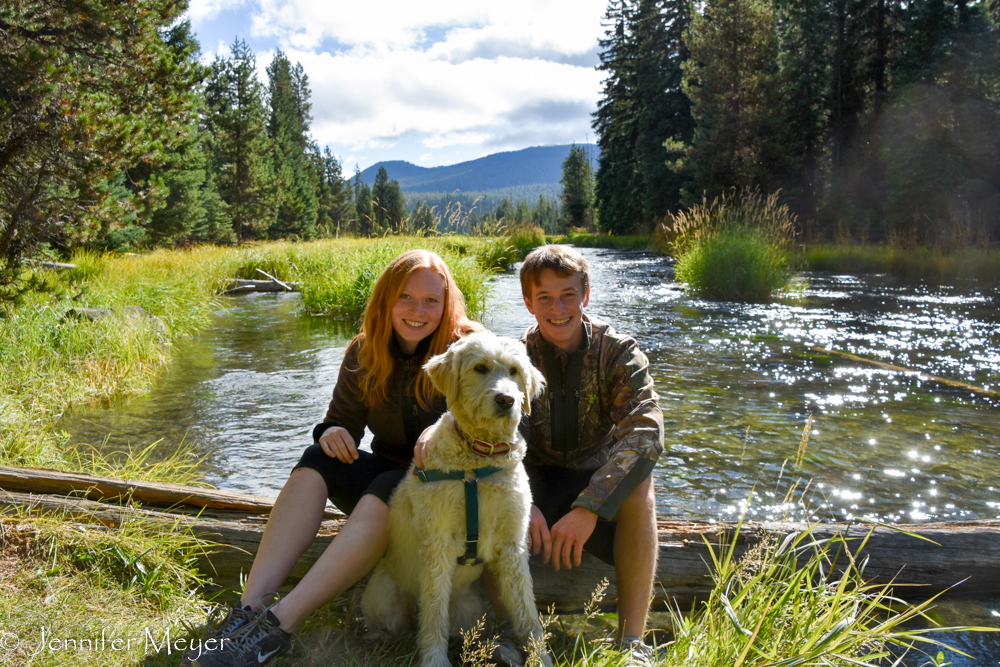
[361,331,548,667]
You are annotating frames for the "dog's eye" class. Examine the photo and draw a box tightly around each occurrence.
[474,364,488,374]
[509,367,518,376]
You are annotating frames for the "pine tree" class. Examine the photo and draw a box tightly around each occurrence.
[371,166,390,233]
[677,0,794,196]
[0,0,202,287]
[355,181,374,236]
[204,39,275,243]
[266,51,318,239]
[142,22,232,245]
[495,198,515,223]
[593,0,643,234]
[561,145,597,229]
[315,147,351,236]
[878,0,1000,240]
[773,0,833,221]
[382,178,407,232]
[633,0,694,221]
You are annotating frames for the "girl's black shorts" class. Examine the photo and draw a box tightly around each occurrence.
[293,443,407,515]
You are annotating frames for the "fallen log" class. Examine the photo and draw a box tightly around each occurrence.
[0,464,343,517]
[223,279,300,294]
[254,268,294,292]
[3,477,999,611]
[812,346,1000,398]
[31,260,78,270]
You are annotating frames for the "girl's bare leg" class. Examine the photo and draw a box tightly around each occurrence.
[240,467,390,632]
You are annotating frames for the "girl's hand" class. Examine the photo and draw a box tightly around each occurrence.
[319,426,358,463]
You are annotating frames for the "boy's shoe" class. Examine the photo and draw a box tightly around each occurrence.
[192,595,291,667]
[616,636,655,667]
[180,604,257,666]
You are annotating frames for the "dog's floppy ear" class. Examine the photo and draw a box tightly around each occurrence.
[424,338,465,406]
[517,355,546,416]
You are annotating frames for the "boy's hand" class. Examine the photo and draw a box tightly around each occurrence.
[319,426,358,463]
[528,504,552,562]
[548,507,597,571]
[412,426,435,468]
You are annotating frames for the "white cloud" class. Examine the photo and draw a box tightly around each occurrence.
[192,0,606,165]
[295,48,601,152]
[419,153,434,161]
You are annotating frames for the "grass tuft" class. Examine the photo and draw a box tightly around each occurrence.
[662,190,798,302]
[0,512,208,666]
[674,228,793,302]
[549,230,653,251]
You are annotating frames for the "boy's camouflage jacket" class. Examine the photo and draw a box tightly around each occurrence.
[520,315,664,520]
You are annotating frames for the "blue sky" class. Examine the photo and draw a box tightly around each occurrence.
[185,0,607,172]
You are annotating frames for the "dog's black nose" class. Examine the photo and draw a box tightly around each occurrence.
[495,394,514,410]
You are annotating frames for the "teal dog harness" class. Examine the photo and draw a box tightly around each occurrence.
[414,465,503,566]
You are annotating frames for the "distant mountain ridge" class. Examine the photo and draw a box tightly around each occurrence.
[359,144,600,194]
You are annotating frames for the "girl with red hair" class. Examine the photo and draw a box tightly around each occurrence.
[189,250,480,667]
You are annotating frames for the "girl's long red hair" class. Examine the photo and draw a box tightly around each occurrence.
[354,249,480,409]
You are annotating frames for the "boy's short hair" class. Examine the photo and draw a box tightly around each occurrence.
[520,245,590,299]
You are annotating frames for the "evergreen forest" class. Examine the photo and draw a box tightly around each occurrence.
[595,0,1000,243]
[2,0,999,291]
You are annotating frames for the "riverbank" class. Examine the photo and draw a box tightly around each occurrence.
[794,244,1000,283]
[548,231,654,251]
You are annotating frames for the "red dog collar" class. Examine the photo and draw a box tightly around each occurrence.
[453,422,512,456]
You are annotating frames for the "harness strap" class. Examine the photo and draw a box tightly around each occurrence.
[413,465,502,565]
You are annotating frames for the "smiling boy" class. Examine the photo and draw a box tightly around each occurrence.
[519,244,663,665]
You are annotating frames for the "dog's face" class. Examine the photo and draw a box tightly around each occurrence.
[424,332,545,438]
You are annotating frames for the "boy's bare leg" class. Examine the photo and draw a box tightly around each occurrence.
[613,475,658,640]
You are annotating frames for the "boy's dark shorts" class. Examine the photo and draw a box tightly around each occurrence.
[524,463,617,566]
[293,443,407,515]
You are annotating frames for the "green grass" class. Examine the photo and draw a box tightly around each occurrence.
[675,228,793,302]
[654,520,960,666]
[0,511,208,667]
[548,231,653,251]
[797,244,1000,283]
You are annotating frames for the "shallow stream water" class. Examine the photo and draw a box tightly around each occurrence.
[59,247,1000,663]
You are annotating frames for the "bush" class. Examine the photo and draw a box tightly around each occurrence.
[661,189,797,302]
[674,228,791,302]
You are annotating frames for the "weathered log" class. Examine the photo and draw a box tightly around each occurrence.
[223,279,300,294]
[65,305,168,335]
[24,259,78,270]
[254,268,293,292]
[3,482,999,611]
[0,465,343,517]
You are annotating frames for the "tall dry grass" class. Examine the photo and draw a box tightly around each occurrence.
[655,189,798,257]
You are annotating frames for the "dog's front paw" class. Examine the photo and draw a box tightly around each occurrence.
[363,624,396,645]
